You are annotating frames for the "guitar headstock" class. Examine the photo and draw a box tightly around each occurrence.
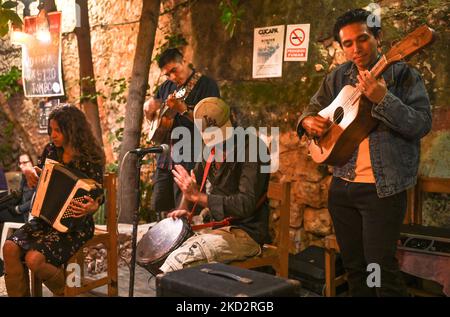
[385,25,435,64]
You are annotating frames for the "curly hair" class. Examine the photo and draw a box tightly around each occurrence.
[48,105,105,166]
[333,8,381,44]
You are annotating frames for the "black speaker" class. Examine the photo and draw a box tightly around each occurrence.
[399,224,450,257]
[288,246,347,296]
[156,263,300,297]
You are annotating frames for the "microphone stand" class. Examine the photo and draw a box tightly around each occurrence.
[128,151,145,297]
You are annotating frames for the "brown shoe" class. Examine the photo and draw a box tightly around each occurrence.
[5,269,31,297]
[43,268,65,296]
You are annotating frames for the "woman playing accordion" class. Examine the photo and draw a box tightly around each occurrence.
[3,105,105,297]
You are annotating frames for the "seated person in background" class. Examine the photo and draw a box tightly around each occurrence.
[159,97,270,273]
[2,105,105,297]
[0,154,36,224]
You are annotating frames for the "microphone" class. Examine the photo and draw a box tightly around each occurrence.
[129,144,169,155]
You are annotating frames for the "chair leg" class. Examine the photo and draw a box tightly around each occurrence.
[64,250,85,296]
[325,248,336,297]
[278,256,289,278]
[31,271,43,297]
[106,242,118,296]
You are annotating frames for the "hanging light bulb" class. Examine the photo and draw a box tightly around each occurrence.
[35,9,51,43]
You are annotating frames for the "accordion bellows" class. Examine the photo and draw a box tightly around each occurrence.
[31,159,101,233]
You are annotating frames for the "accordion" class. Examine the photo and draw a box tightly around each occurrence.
[31,159,102,233]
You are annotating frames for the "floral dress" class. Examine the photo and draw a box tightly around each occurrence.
[8,143,104,267]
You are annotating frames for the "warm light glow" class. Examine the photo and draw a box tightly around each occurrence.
[36,11,52,44]
[36,28,51,43]
[10,30,34,45]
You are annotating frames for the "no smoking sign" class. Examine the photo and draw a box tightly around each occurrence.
[284,24,310,61]
[289,28,305,46]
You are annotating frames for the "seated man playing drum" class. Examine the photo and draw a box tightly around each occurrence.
[160,97,270,273]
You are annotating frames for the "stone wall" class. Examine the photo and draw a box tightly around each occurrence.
[0,1,449,250]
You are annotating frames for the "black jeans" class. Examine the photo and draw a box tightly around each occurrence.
[151,168,182,220]
[328,177,408,297]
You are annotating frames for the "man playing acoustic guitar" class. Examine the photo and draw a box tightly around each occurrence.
[144,48,220,219]
[297,9,431,296]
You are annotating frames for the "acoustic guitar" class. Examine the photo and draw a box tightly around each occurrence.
[146,87,187,145]
[308,25,435,166]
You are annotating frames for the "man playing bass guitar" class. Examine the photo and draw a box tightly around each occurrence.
[144,48,220,219]
[297,9,431,296]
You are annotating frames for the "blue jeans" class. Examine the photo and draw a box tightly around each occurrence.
[328,177,408,297]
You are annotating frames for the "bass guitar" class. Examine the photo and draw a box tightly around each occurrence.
[308,25,435,166]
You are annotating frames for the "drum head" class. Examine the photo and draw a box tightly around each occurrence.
[137,217,191,266]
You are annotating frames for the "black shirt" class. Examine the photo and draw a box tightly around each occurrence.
[156,72,220,170]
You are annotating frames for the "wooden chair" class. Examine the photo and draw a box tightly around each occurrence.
[31,173,118,296]
[229,181,290,278]
[403,187,416,224]
[401,177,450,297]
[324,235,347,297]
[410,177,450,225]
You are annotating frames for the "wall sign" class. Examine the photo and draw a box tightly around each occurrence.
[252,25,285,78]
[284,24,310,62]
[22,12,64,98]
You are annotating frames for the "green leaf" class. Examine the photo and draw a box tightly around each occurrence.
[2,9,22,26]
[0,10,7,26]
[221,10,232,23]
[218,0,244,38]
[0,24,8,36]
[2,1,18,9]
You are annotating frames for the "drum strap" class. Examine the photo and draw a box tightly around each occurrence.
[188,148,215,223]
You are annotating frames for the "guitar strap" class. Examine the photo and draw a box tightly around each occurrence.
[181,70,203,109]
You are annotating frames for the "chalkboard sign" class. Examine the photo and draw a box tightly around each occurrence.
[22,12,64,98]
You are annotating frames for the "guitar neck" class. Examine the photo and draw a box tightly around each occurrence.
[370,25,435,79]
[369,55,389,79]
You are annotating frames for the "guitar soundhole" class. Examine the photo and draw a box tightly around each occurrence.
[333,107,344,124]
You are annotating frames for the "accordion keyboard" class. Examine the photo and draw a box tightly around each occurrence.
[63,196,88,219]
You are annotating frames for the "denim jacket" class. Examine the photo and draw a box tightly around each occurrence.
[297,61,432,198]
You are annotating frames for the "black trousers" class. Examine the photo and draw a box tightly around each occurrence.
[328,177,408,297]
[150,168,182,220]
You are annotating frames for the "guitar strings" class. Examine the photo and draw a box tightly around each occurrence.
[319,86,363,137]
[317,60,386,138]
